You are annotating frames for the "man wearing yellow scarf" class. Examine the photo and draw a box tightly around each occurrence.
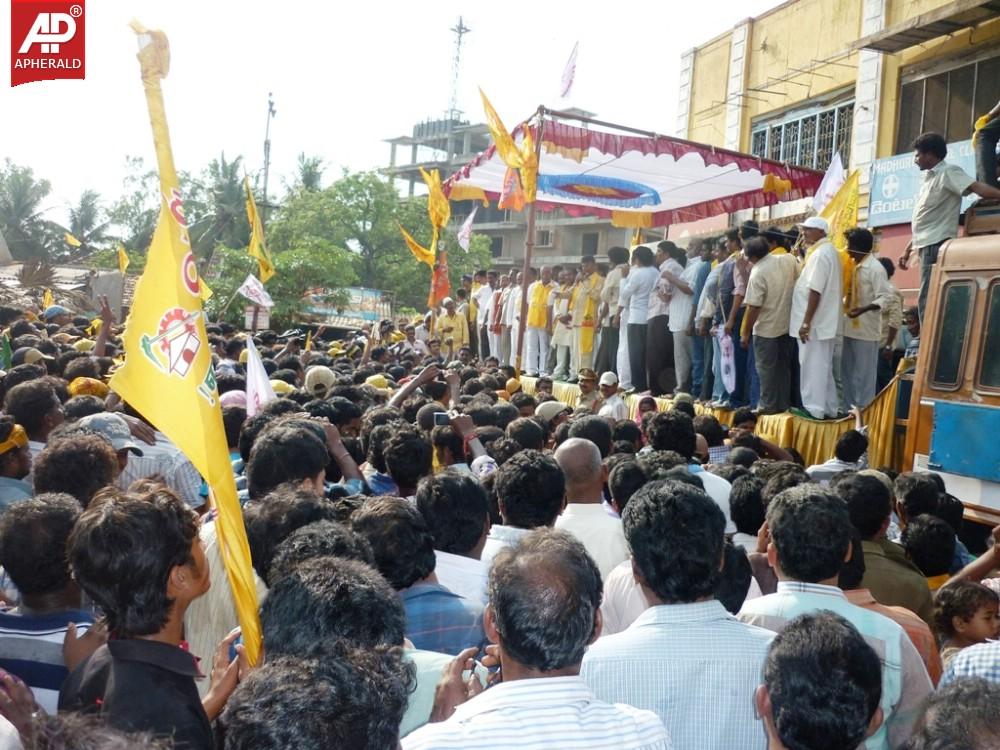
[842,228,894,412]
[524,266,554,377]
[569,255,603,381]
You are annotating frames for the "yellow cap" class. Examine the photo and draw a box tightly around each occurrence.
[73,339,96,352]
[270,379,295,395]
[239,349,250,364]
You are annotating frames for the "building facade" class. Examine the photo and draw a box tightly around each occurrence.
[678,0,1000,298]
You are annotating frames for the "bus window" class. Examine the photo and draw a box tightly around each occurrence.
[978,281,1000,391]
[931,281,974,390]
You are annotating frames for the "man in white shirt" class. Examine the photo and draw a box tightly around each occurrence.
[597,371,629,422]
[502,273,522,367]
[473,270,496,359]
[583,481,774,750]
[899,132,1000,321]
[842,228,895,411]
[594,246,629,377]
[403,529,671,750]
[617,245,659,393]
[481,450,566,569]
[789,217,842,420]
[554,438,628,579]
[663,244,704,395]
[548,270,575,382]
[645,242,677,396]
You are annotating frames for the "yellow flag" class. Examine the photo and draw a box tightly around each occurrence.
[480,88,522,168]
[113,22,261,665]
[118,245,130,275]
[304,329,313,352]
[400,223,436,268]
[64,232,82,248]
[42,288,54,309]
[244,176,275,283]
[200,276,214,302]
[820,169,859,253]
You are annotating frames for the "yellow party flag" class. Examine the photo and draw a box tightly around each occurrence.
[117,245,130,275]
[479,88,537,205]
[244,176,275,283]
[199,276,214,302]
[399,223,436,268]
[112,21,261,665]
[64,232,82,248]
[42,288,54,309]
[304,329,313,352]
[820,169,859,253]
[480,88,522,168]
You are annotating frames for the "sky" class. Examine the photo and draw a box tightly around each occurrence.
[1,0,783,226]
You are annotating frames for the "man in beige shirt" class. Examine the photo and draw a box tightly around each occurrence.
[741,235,798,414]
[843,228,895,411]
[435,297,470,350]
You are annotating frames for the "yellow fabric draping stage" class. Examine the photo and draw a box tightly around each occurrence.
[519,376,901,470]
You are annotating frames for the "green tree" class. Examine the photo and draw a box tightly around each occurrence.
[0,159,62,261]
[186,153,250,263]
[59,189,113,262]
[292,153,324,193]
[107,155,159,256]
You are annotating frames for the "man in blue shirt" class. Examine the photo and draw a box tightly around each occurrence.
[0,418,31,509]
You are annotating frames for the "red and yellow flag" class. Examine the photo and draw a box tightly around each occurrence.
[112,22,261,664]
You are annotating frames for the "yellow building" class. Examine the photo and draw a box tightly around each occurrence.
[677,0,1000,295]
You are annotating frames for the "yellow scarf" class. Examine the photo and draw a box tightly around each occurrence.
[527,281,552,328]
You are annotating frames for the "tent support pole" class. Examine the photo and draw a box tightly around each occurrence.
[514,106,546,377]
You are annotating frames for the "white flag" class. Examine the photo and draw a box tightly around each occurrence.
[244,336,276,417]
[559,42,579,99]
[457,205,478,251]
[237,274,274,308]
[812,152,847,213]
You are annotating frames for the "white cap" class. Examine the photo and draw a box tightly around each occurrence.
[599,371,619,387]
[798,216,829,233]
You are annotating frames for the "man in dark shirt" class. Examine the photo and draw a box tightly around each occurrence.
[60,487,243,749]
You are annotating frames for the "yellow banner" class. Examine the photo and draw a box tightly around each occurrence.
[400,223,435,268]
[113,22,261,665]
[820,169,859,253]
[244,177,275,283]
[480,88,537,205]
[64,232,82,248]
[117,245,130,275]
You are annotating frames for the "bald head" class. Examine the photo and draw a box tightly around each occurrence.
[555,437,603,490]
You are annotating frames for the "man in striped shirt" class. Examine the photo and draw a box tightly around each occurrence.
[582,480,774,749]
[403,529,671,750]
[738,485,932,750]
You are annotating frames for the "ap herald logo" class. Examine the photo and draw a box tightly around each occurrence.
[10,0,85,87]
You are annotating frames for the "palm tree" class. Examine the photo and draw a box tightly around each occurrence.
[0,160,60,261]
[61,189,112,261]
[187,153,250,262]
[296,153,324,192]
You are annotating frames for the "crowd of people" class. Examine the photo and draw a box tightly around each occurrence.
[0,128,998,749]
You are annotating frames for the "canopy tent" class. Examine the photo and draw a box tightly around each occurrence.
[443,107,826,228]
[442,106,826,373]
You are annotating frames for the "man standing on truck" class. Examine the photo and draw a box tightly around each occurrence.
[899,133,1000,321]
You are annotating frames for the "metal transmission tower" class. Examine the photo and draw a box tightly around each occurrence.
[448,17,470,121]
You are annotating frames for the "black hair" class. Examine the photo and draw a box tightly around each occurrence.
[269,521,374,585]
[894,472,940,521]
[646,411,696,460]
[271,368,298,386]
[415,469,489,556]
[730,475,765,536]
[844,228,874,254]
[692,414,725,447]
[744,235,770,262]
[932,580,1000,640]
[33,433,118,509]
[716,541,753,614]
[383,427,432,490]
[262,555,405,654]
[351,497,436,590]
[63,357,101,381]
[728,446,759,468]
[761,463,811,505]
[834,429,869,463]
[491,401,520,430]
[489,529,601,671]
[68,488,199,638]
[933,493,964,535]
[568,415,613,458]
[62,394,106,422]
[608,460,647,514]
[28,713,173,750]
[222,405,247,449]
[730,407,757,429]
[246,423,329,499]
[366,421,402,474]
[222,642,414,750]
[612,419,643,446]
[708,463,749,483]
[905,678,1000,750]
[509,392,537,412]
[839,528,867,591]
[671,400,696,418]
[238,412,278,463]
[430,425,465,464]
[4,379,61,437]
[624,480,725,603]
[632,245,654,266]
[767,485,852,583]
[607,246,630,265]
[487,436,523,466]
[739,220,759,241]
[506,416,545,451]
[494,449,565,528]
[901,515,955,577]
[637,450,688,480]
[243,484,341,584]
[836,473,891,540]
[912,132,947,159]
[765,612,882,750]
[0,493,80,596]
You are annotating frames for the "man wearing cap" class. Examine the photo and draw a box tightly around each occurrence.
[535,401,571,433]
[42,305,72,326]
[524,266,554,377]
[77,413,145,475]
[577,368,600,412]
[0,418,32,508]
[790,217,843,420]
[435,297,469,351]
[597,372,629,422]
[12,347,54,369]
[570,256,603,380]
[304,365,337,399]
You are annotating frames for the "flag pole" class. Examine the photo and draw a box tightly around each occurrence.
[514,106,546,377]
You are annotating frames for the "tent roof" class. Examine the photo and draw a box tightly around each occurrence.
[444,110,825,226]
